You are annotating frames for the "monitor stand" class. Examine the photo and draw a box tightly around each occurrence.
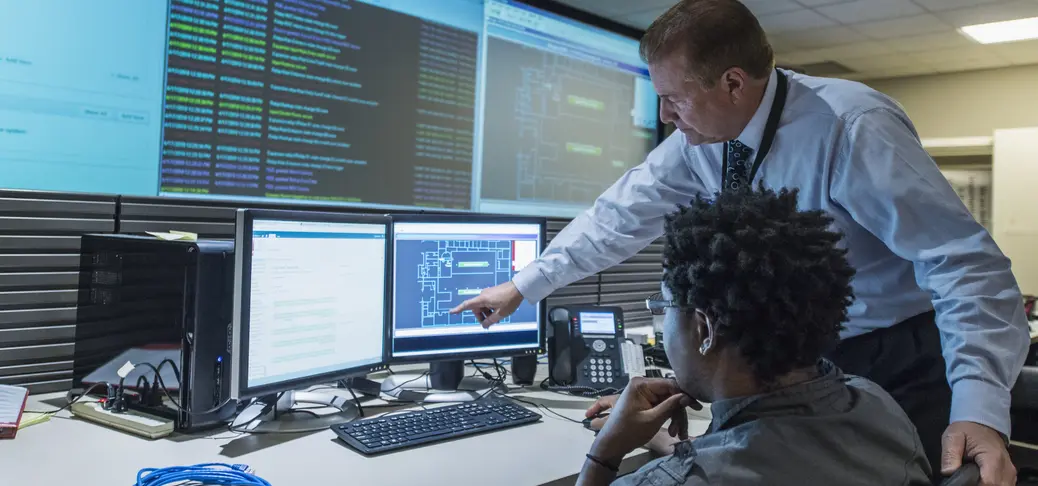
[379,361,503,403]
[230,389,360,433]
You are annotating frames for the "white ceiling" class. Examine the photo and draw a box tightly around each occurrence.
[555,0,1038,80]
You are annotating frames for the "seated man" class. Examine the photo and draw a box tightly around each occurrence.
[578,186,932,486]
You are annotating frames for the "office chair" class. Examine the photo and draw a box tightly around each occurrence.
[1012,365,1038,484]
[937,463,980,486]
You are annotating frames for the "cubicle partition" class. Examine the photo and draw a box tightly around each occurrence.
[0,190,662,394]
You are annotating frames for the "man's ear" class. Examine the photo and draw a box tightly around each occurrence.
[694,309,716,355]
[721,68,749,103]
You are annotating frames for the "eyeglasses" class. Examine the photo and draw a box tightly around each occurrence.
[645,298,677,316]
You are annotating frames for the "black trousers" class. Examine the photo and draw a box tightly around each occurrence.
[825,311,951,479]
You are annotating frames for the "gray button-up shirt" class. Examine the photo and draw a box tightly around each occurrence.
[613,361,931,485]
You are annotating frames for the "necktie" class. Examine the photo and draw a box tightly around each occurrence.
[724,140,754,192]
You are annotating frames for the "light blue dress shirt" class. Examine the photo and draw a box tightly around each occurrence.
[513,68,1029,436]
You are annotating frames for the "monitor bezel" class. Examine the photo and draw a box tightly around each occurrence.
[232,208,392,400]
[386,213,547,364]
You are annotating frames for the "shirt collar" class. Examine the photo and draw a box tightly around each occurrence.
[706,359,847,433]
[731,68,778,152]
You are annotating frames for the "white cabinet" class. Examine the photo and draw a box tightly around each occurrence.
[992,127,1038,295]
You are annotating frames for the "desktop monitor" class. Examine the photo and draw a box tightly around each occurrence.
[389,215,546,375]
[231,209,391,403]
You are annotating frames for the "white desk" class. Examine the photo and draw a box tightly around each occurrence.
[0,367,711,486]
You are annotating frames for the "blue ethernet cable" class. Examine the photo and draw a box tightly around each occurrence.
[135,463,271,486]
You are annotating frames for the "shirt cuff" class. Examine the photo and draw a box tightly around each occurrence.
[950,378,1012,438]
[512,263,555,304]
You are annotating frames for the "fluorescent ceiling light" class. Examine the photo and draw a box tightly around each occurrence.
[960,16,1038,44]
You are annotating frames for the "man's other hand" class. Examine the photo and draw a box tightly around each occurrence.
[449,281,524,328]
[585,394,619,430]
[940,421,1016,486]
[588,378,699,464]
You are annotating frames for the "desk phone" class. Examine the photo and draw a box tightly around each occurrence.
[548,306,639,391]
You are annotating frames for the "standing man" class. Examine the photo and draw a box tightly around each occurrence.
[453,0,1029,484]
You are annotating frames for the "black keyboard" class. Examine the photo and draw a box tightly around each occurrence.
[332,397,542,455]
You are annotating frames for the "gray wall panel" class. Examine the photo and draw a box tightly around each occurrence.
[0,235,82,252]
[0,308,77,328]
[0,360,72,378]
[550,283,597,298]
[119,220,234,238]
[0,377,71,394]
[0,289,77,308]
[546,295,598,308]
[0,325,75,346]
[0,343,74,364]
[0,254,80,270]
[601,281,660,295]
[0,196,114,216]
[0,271,78,290]
[601,271,662,284]
[0,191,115,393]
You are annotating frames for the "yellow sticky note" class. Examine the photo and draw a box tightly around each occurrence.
[146,231,199,242]
[18,412,50,430]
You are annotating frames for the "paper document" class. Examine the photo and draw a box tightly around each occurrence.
[0,385,28,424]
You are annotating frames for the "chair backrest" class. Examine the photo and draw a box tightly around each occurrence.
[937,463,980,486]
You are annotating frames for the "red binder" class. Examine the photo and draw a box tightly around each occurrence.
[0,385,30,439]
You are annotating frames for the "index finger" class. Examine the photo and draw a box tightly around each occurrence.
[450,297,483,314]
[586,396,616,417]
[635,378,702,410]
[634,377,684,397]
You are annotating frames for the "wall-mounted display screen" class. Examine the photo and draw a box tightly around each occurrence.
[0,0,658,217]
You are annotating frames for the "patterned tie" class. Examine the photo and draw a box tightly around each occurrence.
[724,140,754,192]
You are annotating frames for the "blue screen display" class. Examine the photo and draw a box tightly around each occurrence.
[391,221,542,359]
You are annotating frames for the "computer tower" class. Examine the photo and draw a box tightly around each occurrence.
[74,234,238,431]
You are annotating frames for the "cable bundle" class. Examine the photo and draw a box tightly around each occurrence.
[135,463,271,486]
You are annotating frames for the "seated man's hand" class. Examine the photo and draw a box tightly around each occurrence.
[587,378,699,466]
[585,394,618,430]
[585,394,684,456]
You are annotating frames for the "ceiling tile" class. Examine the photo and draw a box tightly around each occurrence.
[757,8,838,33]
[807,40,896,59]
[775,50,832,66]
[815,0,925,24]
[912,0,1002,12]
[765,34,803,54]
[879,31,979,52]
[769,25,870,49]
[851,13,954,39]
[861,64,941,80]
[839,53,921,71]
[740,0,804,16]
[935,0,1038,27]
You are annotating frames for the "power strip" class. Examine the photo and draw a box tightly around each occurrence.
[71,402,175,439]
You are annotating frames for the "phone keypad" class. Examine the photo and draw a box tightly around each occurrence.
[583,356,621,384]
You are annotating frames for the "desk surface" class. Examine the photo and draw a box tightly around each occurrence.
[0,368,711,486]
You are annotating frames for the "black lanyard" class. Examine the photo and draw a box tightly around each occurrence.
[720,70,789,190]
